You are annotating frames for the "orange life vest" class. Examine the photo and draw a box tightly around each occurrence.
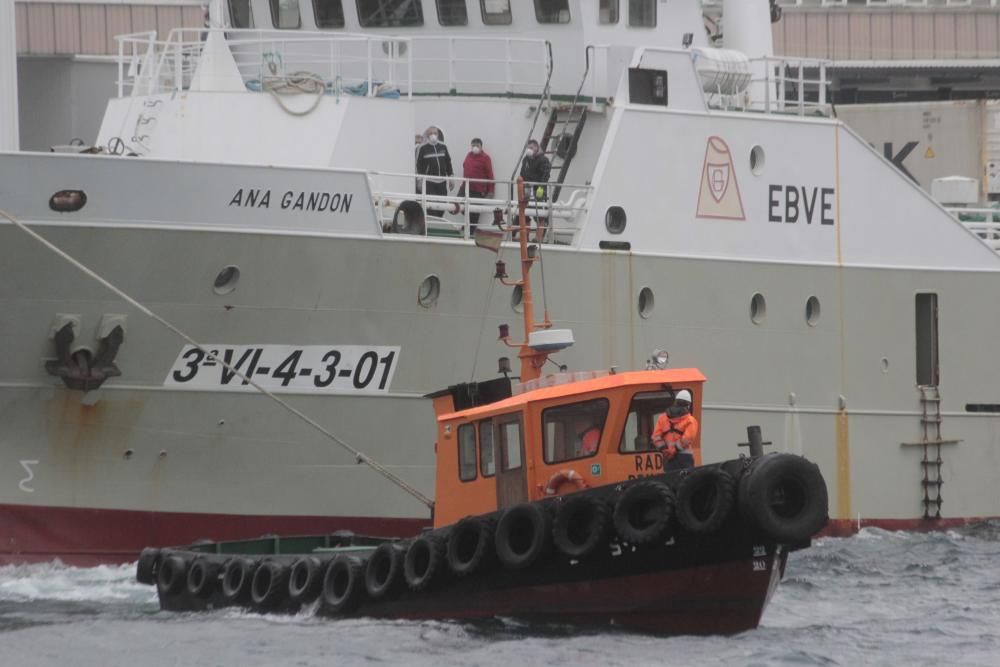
[652,413,699,452]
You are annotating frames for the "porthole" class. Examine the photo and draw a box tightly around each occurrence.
[511,285,523,313]
[750,145,765,175]
[418,274,440,308]
[805,296,821,326]
[638,287,655,319]
[750,292,766,324]
[605,206,627,234]
[213,265,240,295]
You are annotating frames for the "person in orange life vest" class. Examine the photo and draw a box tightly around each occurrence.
[651,389,698,470]
[578,423,601,456]
[459,138,495,232]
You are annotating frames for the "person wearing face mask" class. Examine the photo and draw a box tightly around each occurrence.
[460,138,495,232]
[519,139,551,241]
[415,126,454,218]
[651,389,698,470]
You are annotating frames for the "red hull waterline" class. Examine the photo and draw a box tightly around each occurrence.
[0,503,992,566]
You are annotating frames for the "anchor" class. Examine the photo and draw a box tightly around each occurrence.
[45,319,125,392]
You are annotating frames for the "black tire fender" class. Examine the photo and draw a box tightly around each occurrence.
[322,555,366,614]
[612,481,675,545]
[288,556,324,604]
[738,453,829,544]
[552,494,612,559]
[404,534,446,591]
[136,547,160,585]
[495,503,552,569]
[446,516,495,576]
[365,542,406,599]
[251,560,290,610]
[186,556,221,597]
[221,557,255,606]
[676,467,736,534]
[156,554,187,598]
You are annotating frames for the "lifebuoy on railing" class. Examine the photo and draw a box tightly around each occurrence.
[544,469,588,496]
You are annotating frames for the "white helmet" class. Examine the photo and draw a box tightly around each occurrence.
[675,389,692,405]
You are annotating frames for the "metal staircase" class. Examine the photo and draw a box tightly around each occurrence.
[902,385,960,519]
[539,46,596,202]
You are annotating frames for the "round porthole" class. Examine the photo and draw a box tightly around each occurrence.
[750,145,765,175]
[213,266,240,295]
[750,292,766,324]
[805,296,821,326]
[605,206,627,234]
[418,274,440,308]
[511,285,524,313]
[638,287,655,319]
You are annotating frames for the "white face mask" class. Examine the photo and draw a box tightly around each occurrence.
[526,148,536,157]
[428,133,438,145]
[471,146,481,154]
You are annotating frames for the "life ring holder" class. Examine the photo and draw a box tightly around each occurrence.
[543,469,588,496]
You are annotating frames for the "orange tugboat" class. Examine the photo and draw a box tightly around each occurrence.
[137,182,828,635]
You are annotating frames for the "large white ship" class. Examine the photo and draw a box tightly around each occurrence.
[2,0,999,564]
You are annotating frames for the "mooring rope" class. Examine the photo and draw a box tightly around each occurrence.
[0,208,433,510]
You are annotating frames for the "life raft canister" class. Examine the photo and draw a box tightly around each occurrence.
[544,469,589,496]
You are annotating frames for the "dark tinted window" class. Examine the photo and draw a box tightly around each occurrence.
[629,0,655,27]
[313,0,345,27]
[436,0,468,25]
[229,0,253,28]
[542,399,609,463]
[599,0,618,24]
[479,420,495,476]
[480,0,511,25]
[458,423,477,481]
[357,0,423,27]
[269,0,302,28]
[534,0,568,24]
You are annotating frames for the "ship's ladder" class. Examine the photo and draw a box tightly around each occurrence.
[539,46,596,203]
[902,385,961,519]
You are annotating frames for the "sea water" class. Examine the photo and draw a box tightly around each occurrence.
[1,523,998,667]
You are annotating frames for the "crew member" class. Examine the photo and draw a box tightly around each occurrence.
[579,424,601,456]
[519,139,551,241]
[651,389,698,470]
[416,126,454,218]
[461,138,495,233]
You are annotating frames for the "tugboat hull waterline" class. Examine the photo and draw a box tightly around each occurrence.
[2,0,1000,563]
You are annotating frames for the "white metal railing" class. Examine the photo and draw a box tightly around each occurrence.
[754,57,831,116]
[115,29,550,99]
[367,171,592,243]
[947,207,1000,252]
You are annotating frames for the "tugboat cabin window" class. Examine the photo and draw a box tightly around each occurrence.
[599,0,618,24]
[534,0,569,24]
[357,0,424,27]
[498,417,523,471]
[629,0,655,27]
[458,423,477,481]
[543,399,609,463]
[313,0,345,27]
[479,419,495,477]
[436,0,468,25]
[480,0,511,25]
[229,0,254,28]
[619,390,681,453]
[269,0,302,28]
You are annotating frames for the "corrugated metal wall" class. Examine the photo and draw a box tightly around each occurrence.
[773,9,1000,59]
[15,3,204,56]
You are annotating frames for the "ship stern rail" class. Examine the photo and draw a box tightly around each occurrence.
[946,207,1000,252]
[115,29,551,100]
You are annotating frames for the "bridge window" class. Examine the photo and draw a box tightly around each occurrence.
[458,423,477,481]
[436,0,468,26]
[357,0,424,27]
[599,0,618,24]
[228,0,254,28]
[479,419,495,477]
[534,0,568,24]
[313,0,345,28]
[543,399,609,463]
[628,0,655,27]
[480,0,511,25]
[619,390,678,453]
[269,0,302,28]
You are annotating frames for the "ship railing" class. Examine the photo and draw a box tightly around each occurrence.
[946,206,1000,252]
[115,29,549,98]
[367,171,592,244]
[750,56,832,116]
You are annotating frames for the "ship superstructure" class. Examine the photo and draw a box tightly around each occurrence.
[1,0,999,563]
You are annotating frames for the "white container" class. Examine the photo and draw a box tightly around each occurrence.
[690,48,752,96]
[931,176,979,206]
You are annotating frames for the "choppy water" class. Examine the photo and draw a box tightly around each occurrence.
[1,524,998,666]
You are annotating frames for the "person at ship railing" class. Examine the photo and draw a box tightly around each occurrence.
[458,138,495,233]
[520,139,552,242]
[651,389,698,471]
[578,423,602,457]
[416,126,454,219]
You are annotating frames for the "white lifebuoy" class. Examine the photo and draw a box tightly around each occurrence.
[544,469,588,496]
